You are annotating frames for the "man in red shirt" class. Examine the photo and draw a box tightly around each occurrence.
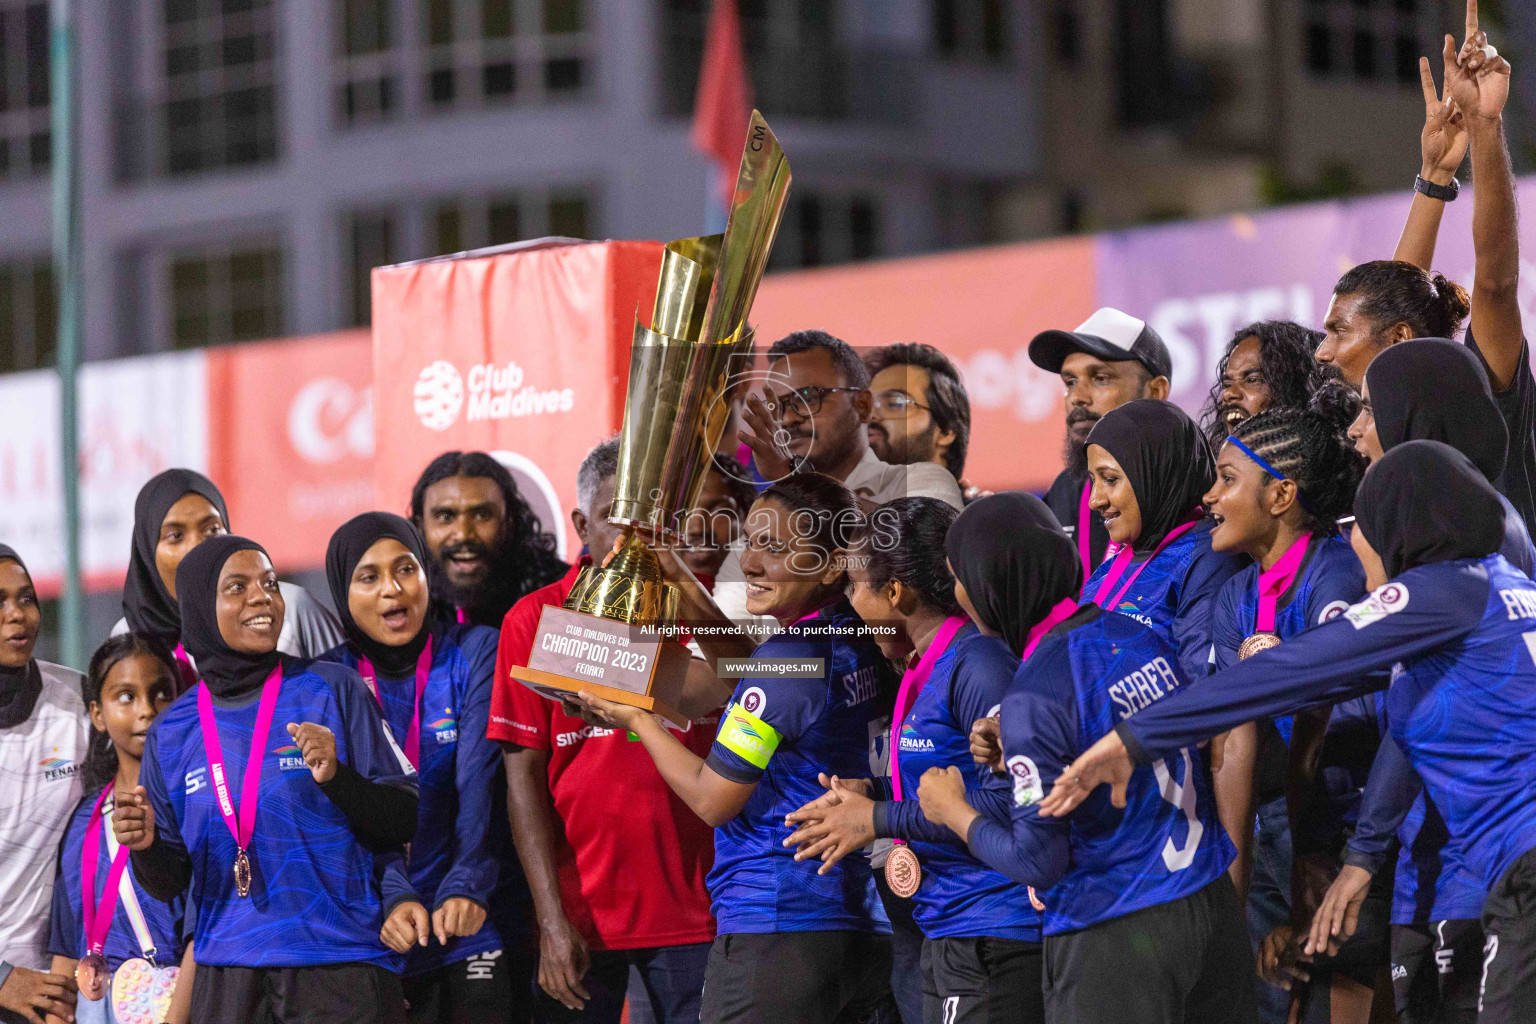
[491,439,718,1024]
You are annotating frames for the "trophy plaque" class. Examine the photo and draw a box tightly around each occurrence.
[509,110,791,726]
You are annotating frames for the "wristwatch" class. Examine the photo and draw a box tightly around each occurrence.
[1415,174,1459,202]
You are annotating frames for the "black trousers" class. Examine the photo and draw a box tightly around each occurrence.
[699,931,893,1024]
[875,866,925,1024]
[403,948,536,1024]
[920,935,1044,1024]
[1478,846,1536,1024]
[1391,920,1482,1024]
[1042,874,1257,1024]
[190,962,409,1024]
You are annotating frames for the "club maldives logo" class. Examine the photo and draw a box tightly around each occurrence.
[429,714,458,745]
[273,743,307,771]
[38,750,79,781]
[413,359,574,431]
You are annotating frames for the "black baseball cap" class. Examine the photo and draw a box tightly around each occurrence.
[1028,307,1173,382]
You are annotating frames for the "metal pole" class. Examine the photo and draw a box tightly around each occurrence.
[50,0,82,670]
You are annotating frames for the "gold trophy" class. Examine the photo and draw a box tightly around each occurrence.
[508,110,791,725]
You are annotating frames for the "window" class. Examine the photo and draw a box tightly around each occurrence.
[768,191,881,270]
[169,242,283,348]
[1302,0,1431,86]
[659,0,914,123]
[117,0,279,178]
[0,1,49,179]
[0,255,54,372]
[336,0,397,125]
[428,188,590,253]
[423,0,587,110]
[346,210,396,327]
[934,0,1008,62]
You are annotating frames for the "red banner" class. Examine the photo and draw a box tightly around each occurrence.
[206,330,376,573]
[370,241,665,558]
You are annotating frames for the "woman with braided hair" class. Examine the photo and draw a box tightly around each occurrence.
[1203,392,1388,1024]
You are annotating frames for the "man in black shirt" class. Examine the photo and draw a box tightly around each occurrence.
[1028,307,1172,578]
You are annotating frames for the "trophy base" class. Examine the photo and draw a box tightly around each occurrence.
[508,664,691,729]
[512,604,695,729]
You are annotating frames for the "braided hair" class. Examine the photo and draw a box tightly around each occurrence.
[1225,381,1365,535]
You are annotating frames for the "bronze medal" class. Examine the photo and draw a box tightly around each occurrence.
[1238,632,1282,660]
[234,849,252,897]
[76,951,108,1001]
[885,845,922,898]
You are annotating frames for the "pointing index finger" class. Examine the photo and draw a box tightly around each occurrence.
[1465,0,1478,44]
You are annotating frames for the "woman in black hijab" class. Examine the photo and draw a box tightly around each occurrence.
[0,544,89,1024]
[945,493,1081,657]
[115,470,343,664]
[115,534,418,1024]
[319,513,524,1024]
[1353,338,1536,575]
[1080,400,1245,682]
[1038,443,1536,1020]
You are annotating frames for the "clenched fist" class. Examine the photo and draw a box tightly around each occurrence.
[286,722,338,784]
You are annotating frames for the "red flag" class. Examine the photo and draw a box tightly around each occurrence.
[691,0,752,204]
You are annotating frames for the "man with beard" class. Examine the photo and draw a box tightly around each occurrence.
[862,343,971,485]
[410,451,569,629]
[1200,321,1335,451]
[1028,308,1171,577]
[740,330,964,509]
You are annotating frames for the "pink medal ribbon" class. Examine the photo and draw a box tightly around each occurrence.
[1022,598,1080,662]
[454,606,468,625]
[196,665,283,898]
[1254,533,1313,633]
[171,644,200,690]
[80,784,132,962]
[357,636,434,770]
[888,616,967,814]
[1077,480,1095,581]
[1089,516,1202,611]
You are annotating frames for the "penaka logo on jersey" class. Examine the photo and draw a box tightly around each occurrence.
[38,751,79,782]
[430,715,458,745]
[272,743,308,771]
[898,722,935,753]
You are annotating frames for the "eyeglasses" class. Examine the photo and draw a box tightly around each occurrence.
[764,386,863,416]
[871,390,931,416]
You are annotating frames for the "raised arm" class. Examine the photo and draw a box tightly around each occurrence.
[1393,54,1469,270]
[1445,2,1521,388]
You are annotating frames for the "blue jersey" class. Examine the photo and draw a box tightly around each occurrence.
[1349,733,1486,924]
[48,789,188,969]
[141,659,415,968]
[704,601,892,935]
[321,623,530,974]
[1119,555,1536,894]
[877,625,1040,941]
[1496,492,1536,576]
[1082,519,1244,684]
[1210,535,1380,847]
[967,607,1234,935]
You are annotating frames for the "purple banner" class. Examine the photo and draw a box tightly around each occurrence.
[1095,178,1536,415]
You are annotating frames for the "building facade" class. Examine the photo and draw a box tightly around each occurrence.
[0,0,1039,373]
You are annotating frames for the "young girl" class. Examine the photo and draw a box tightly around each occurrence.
[113,535,419,1024]
[783,496,1052,1024]
[1082,400,1246,683]
[320,512,528,1023]
[913,493,1252,1024]
[48,635,192,1024]
[1203,402,1379,1023]
[0,544,88,1024]
[573,474,894,1024]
